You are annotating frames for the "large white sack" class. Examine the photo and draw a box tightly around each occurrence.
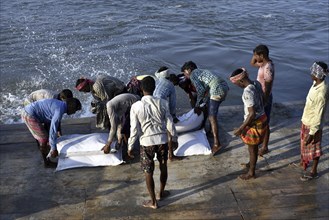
[56,133,123,171]
[175,109,204,133]
[174,129,211,156]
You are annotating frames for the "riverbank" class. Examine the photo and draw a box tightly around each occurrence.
[0,101,328,219]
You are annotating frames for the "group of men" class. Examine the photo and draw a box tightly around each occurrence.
[21,44,328,209]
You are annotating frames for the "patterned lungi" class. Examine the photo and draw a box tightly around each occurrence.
[240,114,268,146]
[21,110,48,145]
[300,123,323,170]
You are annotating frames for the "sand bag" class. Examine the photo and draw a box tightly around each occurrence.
[175,109,204,133]
[56,133,123,171]
[174,129,211,156]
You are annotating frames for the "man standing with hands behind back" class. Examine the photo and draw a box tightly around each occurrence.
[127,76,178,209]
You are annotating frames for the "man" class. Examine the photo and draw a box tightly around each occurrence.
[153,66,179,123]
[24,88,73,137]
[250,44,275,156]
[101,93,140,154]
[181,61,229,155]
[75,75,127,129]
[169,73,197,108]
[300,61,328,181]
[230,68,268,180]
[127,76,178,209]
[21,98,82,167]
[24,89,73,106]
[126,75,155,98]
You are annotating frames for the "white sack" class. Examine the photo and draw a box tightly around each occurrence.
[175,109,204,133]
[174,129,211,156]
[56,133,123,171]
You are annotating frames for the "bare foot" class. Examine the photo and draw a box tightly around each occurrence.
[258,148,269,157]
[157,190,170,201]
[169,155,183,162]
[289,162,303,170]
[142,200,158,209]
[240,162,250,169]
[238,173,256,180]
[211,145,222,156]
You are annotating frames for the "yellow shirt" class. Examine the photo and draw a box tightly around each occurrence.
[301,80,329,135]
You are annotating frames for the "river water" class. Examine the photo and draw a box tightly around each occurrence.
[0,0,328,124]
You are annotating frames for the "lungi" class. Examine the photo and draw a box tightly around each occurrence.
[300,123,323,170]
[21,110,48,145]
[240,114,268,146]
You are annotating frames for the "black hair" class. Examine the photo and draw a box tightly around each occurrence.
[141,76,156,94]
[253,44,269,58]
[181,61,198,72]
[230,68,244,77]
[75,78,85,87]
[66,97,82,112]
[157,66,169,73]
[169,74,179,85]
[58,89,73,100]
[316,61,328,72]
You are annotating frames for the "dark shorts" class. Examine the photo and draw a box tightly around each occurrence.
[140,144,168,173]
[208,99,223,116]
[121,111,130,136]
[264,94,273,124]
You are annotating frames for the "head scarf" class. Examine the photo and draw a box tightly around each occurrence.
[155,69,173,79]
[310,62,328,80]
[230,68,248,84]
[76,78,94,91]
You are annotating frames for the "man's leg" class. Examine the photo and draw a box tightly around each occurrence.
[208,99,223,155]
[144,172,158,209]
[159,162,168,199]
[240,144,258,180]
[209,115,221,155]
[311,157,319,176]
[158,159,170,200]
[167,133,182,161]
[259,127,270,156]
[259,98,272,156]
[157,144,170,200]
[141,145,158,209]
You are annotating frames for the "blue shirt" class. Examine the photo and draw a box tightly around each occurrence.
[153,78,177,116]
[24,99,67,150]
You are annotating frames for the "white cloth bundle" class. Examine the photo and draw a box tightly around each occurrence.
[174,129,211,156]
[175,109,204,134]
[56,133,123,171]
[173,109,210,156]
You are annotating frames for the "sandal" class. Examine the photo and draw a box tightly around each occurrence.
[300,173,319,182]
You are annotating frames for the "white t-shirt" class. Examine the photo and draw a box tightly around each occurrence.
[242,81,265,121]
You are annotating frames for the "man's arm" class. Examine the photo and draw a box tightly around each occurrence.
[264,81,273,104]
[310,97,326,135]
[127,104,140,157]
[164,100,177,142]
[190,76,206,108]
[305,96,327,145]
[48,111,63,157]
[250,55,258,67]
[234,106,256,136]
